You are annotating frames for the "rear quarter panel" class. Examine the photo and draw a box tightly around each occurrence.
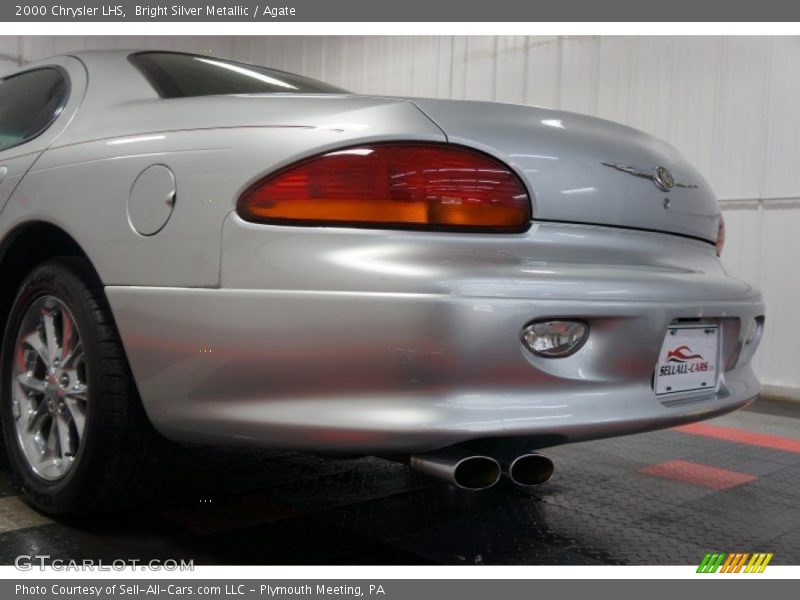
[0,98,446,287]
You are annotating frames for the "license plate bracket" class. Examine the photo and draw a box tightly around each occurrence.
[654,325,720,396]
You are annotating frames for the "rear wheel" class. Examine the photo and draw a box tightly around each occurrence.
[0,257,163,515]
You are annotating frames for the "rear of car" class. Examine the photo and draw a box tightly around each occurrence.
[101,52,764,451]
[0,50,764,514]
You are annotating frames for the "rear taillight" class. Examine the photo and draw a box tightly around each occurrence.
[237,143,531,232]
[716,212,726,256]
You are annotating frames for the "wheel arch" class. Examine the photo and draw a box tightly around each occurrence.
[0,221,100,348]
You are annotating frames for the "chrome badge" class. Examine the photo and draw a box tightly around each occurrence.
[654,166,675,192]
[602,162,696,192]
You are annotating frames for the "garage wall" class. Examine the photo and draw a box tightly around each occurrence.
[1,35,799,396]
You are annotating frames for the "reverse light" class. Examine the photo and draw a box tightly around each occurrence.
[237,143,531,231]
[716,212,726,256]
[522,320,589,358]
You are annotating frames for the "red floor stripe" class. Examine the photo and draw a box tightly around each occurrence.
[639,460,757,490]
[675,422,800,454]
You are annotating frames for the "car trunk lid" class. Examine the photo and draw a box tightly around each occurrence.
[409,98,719,243]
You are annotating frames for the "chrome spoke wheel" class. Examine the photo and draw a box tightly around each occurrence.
[11,295,87,481]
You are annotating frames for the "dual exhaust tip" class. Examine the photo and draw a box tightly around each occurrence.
[409,447,553,491]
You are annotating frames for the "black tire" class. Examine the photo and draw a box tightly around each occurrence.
[0,256,164,515]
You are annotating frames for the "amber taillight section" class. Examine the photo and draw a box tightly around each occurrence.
[237,144,531,232]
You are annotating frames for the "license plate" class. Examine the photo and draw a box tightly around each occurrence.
[654,325,720,396]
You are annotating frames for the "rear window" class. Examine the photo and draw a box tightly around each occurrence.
[130,51,348,98]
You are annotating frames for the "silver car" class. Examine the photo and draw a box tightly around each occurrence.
[0,50,764,514]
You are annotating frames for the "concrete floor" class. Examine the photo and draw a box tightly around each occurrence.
[1,400,798,565]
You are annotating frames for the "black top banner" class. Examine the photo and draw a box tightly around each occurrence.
[4,0,800,21]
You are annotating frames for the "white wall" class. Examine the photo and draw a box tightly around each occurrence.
[2,35,799,396]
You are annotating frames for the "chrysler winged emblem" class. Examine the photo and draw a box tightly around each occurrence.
[602,162,697,192]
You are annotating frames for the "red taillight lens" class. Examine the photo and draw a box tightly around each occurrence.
[237,143,531,231]
[716,212,726,256]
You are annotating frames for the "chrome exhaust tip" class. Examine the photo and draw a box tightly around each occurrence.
[505,453,554,487]
[410,447,501,491]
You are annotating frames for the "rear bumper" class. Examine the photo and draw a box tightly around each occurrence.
[107,217,764,452]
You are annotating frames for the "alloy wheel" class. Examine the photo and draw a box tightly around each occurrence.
[11,295,88,481]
